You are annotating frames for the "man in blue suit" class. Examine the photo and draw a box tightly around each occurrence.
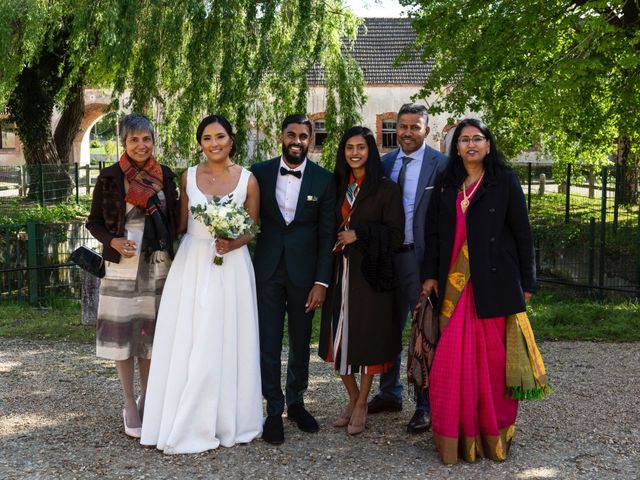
[368,103,448,433]
[251,114,336,445]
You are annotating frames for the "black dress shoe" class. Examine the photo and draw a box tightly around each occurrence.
[262,415,284,445]
[287,403,319,433]
[407,409,431,434]
[367,396,403,414]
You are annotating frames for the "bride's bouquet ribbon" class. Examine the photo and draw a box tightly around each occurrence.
[505,312,554,400]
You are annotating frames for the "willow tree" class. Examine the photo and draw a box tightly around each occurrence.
[404,0,640,202]
[0,0,365,199]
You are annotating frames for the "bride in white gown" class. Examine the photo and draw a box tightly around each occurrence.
[141,115,263,454]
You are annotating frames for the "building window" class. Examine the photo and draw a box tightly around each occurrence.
[314,121,327,148]
[0,121,17,149]
[382,120,397,148]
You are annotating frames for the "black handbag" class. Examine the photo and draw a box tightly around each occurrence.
[69,246,105,278]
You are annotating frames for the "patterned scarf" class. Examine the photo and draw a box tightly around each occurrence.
[407,296,438,399]
[333,174,364,253]
[119,152,170,261]
[119,152,164,214]
[439,241,553,400]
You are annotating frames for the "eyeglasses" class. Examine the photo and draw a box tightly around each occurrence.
[458,135,486,146]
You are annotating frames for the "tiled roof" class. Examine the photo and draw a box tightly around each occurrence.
[307,17,432,85]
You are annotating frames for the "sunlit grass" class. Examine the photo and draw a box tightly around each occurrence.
[1,288,638,345]
[0,303,94,343]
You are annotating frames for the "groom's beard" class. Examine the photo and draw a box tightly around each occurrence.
[282,143,308,165]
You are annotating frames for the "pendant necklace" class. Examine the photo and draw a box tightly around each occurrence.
[461,172,484,213]
[209,163,234,182]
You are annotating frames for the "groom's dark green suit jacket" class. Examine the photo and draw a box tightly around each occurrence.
[251,157,336,287]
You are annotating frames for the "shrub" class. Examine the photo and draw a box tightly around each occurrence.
[103,140,117,161]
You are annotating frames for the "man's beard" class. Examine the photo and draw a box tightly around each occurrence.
[282,143,308,165]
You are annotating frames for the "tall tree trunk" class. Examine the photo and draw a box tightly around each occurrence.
[7,25,85,202]
[23,87,85,202]
[615,136,638,205]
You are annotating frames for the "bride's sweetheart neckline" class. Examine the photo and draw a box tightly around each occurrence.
[193,165,245,201]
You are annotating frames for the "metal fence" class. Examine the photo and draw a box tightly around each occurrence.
[514,163,639,295]
[0,163,110,205]
[0,162,638,304]
[0,221,99,304]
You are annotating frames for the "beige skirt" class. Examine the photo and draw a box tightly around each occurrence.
[95,205,170,361]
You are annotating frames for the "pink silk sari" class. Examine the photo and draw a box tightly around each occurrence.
[429,183,518,464]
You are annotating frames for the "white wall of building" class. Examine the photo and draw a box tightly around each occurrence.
[307,84,456,152]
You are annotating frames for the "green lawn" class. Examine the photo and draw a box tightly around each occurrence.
[0,302,94,343]
[1,288,638,344]
[526,291,640,341]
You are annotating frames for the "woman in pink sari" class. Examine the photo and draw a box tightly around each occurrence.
[419,118,546,464]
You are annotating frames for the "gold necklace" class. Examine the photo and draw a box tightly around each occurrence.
[207,163,235,182]
[460,172,484,213]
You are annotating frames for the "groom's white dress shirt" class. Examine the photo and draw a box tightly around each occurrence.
[276,157,307,225]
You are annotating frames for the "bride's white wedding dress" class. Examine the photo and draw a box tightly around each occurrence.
[141,166,262,454]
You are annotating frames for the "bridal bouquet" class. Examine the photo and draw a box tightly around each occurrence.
[190,194,259,265]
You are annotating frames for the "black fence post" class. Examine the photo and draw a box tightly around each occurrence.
[38,164,45,206]
[74,163,80,204]
[637,208,640,292]
[588,217,596,287]
[27,222,39,305]
[598,167,607,289]
[565,163,571,224]
[527,162,532,211]
[613,164,620,232]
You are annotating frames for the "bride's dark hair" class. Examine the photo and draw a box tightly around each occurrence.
[196,114,237,157]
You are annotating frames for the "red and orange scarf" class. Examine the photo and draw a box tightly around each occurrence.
[119,152,164,212]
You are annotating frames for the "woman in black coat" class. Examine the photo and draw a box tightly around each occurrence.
[87,113,179,439]
[319,126,404,435]
[419,118,537,464]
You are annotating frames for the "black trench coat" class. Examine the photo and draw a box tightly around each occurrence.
[319,178,405,366]
[421,169,536,319]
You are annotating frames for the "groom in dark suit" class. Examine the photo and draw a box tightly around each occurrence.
[368,103,448,434]
[251,114,336,445]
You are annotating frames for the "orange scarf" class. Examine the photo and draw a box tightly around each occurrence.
[119,152,163,211]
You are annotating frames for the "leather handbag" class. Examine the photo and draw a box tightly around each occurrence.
[407,295,439,393]
[69,246,105,278]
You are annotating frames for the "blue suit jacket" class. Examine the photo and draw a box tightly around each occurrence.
[382,145,448,263]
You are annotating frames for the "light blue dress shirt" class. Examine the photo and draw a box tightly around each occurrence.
[389,143,426,245]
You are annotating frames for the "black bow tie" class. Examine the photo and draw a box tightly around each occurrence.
[280,167,302,179]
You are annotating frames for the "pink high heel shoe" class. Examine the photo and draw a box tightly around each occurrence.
[122,408,142,438]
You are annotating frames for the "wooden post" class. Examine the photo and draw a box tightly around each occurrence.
[80,270,100,326]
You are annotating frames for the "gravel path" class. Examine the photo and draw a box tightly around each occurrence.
[1,338,638,479]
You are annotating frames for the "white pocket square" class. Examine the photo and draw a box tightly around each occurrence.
[307,195,318,201]
[425,186,435,190]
